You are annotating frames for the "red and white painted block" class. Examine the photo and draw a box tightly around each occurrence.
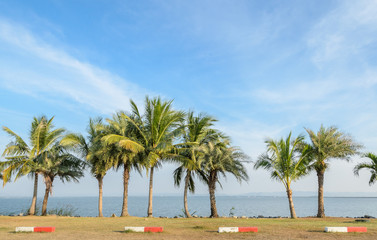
[124,227,163,233]
[16,227,55,233]
[218,227,258,233]
[325,227,367,233]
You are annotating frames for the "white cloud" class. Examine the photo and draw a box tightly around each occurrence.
[0,19,147,114]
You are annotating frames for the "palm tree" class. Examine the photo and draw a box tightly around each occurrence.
[1,116,65,215]
[37,145,85,216]
[200,135,249,218]
[61,118,113,217]
[123,96,185,217]
[254,132,310,219]
[101,112,145,217]
[354,153,377,185]
[172,112,217,218]
[305,125,362,218]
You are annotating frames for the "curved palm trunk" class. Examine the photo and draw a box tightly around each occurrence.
[42,175,53,216]
[208,170,219,218]
[121,163,130,217]
[28,173,38,215]
[286,188,297,219]
[316,170,325,218]
[97,176,104,217]
[147,166,154,217]
[183,170,192,218]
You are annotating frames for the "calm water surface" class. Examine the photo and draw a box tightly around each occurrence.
[0,196,376,217]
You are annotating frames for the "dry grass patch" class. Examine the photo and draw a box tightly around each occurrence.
[0,216,376,239]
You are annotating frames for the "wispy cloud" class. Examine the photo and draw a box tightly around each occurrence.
[307,0,377,66]
[249,0,377,151]
[0,19,147,114]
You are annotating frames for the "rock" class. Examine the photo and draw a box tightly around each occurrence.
[111,213,117,217]
[241,216,247,219]
[193,215,198,218]
[232,216,238,219]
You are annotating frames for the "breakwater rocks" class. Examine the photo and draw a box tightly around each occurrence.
[157,214,376,219]
[160,215,288,219]
[3,213,375,218]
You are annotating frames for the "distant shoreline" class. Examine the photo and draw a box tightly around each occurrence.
[2,194,377,198]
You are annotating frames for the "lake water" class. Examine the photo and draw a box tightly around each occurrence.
[0,196,376,218]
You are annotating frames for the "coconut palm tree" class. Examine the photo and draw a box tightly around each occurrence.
[37,145,85,216]
[172,112,217,218]
[254,132,310,219]
[61,118,113,217]
[305,125,362,218]
[354,153,377,185]
[1,116,65,215]
[123,96,185,217]
[101,112,145,217]
[200,135,249,218]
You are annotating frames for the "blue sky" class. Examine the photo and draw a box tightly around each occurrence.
[1,0,377,197]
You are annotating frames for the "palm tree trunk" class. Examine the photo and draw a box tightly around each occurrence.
[147,166,154,217]
[183,170,192,218]
[41,176,52,216]
[28,173,38,215]
[121,163,130,217]
[208,170,219,218]
[286,188,297,219]
[316,170,325,218]
[97,176,104,217]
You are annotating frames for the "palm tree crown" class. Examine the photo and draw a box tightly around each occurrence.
[354,153,377,185]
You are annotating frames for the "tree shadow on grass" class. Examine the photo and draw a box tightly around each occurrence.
[307,230,324,233]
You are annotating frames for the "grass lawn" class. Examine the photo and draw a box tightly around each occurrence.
[0,216,376,239]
